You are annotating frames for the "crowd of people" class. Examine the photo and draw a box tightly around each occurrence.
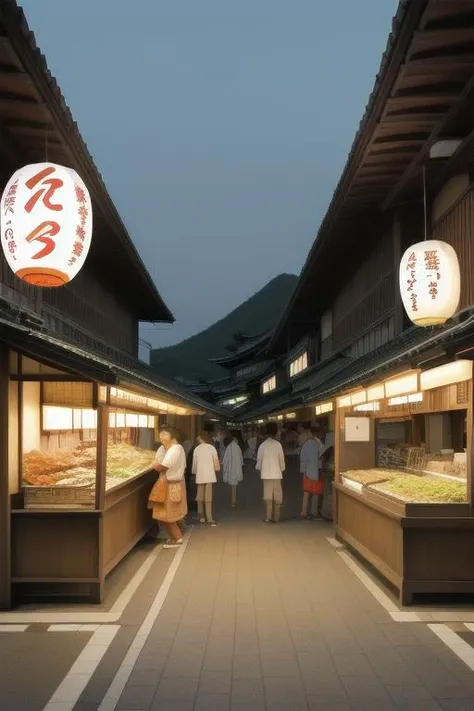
[149,420,335,548]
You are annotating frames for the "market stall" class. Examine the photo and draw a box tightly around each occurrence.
[9,353,203,603]
[333,361,474,604]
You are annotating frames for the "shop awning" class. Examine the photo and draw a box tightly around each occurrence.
[0,316,230,418]
[303,316,474,403]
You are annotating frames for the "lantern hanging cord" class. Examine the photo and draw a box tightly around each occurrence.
[44,119,50,163]
[423,164,427,241]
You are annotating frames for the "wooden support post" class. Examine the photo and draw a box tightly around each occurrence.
[467,380,473,513]
[0,345,11,609]
[96,403,109,511]
[95,402,109,603]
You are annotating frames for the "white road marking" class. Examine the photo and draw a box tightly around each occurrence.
[326,537,474,623]
[326,537,421,622]
[429,624,474,671]
[43,625,120,711]
[0,624,29,632]
[48,624,101,632]
[0,545,162,625]
[97,530,192,711]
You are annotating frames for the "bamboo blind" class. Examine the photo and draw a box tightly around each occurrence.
[42,381,94,407]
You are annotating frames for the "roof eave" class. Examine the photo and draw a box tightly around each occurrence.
[267,0,427,354]
[2,1,174,323]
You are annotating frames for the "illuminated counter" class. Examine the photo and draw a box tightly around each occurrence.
[328,362,474,605]
[9,356,201,604]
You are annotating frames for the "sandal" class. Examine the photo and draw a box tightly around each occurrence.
[163,538,183,549]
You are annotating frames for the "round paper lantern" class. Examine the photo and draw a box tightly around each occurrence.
[399,240,460,327]
[1,162,92,287]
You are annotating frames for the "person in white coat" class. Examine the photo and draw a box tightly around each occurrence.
[192,432,220,525]
[256,422,286,523]
[223,429,244,508]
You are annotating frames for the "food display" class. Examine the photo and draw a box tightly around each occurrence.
[369,475,466,504]
[23,443,156,508]
[23,447,97,486]
[106,444,156,489]
[341,465,467,504]
[424,452,467,479]
[23,443,155,488]
[342,469,398,486]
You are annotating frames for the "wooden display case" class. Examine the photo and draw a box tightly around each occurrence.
[334,375,474,605]
[5,354,198,605]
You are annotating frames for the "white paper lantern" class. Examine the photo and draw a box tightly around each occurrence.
[399,240,460,327]
[1,162,92,287]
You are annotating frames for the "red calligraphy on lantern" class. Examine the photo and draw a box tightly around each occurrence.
[3,180,18,216]
[406,252,416,292]
[71,183,89,262]
[72,241,84,258]
[74,185,86,204]
[424,249,440,273]
[78,205,88,222]
[24,167,64,214]
[410,293,418,312]
[25,221,60,260]
[428,281,438,299]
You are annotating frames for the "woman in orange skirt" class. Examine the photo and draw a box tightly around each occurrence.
[300,425,324,520]
[151,426,188,548]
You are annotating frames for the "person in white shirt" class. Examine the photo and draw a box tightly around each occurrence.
[256,422,286,523]
[152,426,187,548]
[192,432,220,526]
[223,429,244,509]
[300,425,324,520]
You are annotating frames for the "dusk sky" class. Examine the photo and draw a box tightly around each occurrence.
[21,1,397,350]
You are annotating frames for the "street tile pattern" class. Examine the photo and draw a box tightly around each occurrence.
[108,462,474,711]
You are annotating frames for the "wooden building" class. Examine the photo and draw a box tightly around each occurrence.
[0,2,226,609]
[221,0,474,603]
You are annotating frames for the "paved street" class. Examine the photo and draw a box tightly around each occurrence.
[3,463,474,710]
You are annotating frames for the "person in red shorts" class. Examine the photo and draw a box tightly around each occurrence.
[300,425,324,520]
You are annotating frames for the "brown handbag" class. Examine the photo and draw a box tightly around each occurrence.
[149,475,167,505]
[168,481,182,503]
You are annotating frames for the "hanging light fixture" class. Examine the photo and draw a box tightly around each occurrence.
[1,162,92,287]
[399,165,461,327]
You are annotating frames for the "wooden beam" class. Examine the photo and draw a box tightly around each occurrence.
[0,345,11,609]
[370,139,426,152]
[381,112,446,125]
[384,94,459,115]
[382,74,474,209]
[365,151,416,164]
[10,374,93,382]
[402,56,474,76]
[420,0,474,29]
[409,29,474,59]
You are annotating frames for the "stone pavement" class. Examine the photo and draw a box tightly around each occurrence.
[4,461,474,711]
[89,463,474,711]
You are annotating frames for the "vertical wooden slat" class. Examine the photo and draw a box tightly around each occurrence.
[95,403,109,511]
[467,380,473,511]
[433,186,474,311]
[0,345,11,609]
